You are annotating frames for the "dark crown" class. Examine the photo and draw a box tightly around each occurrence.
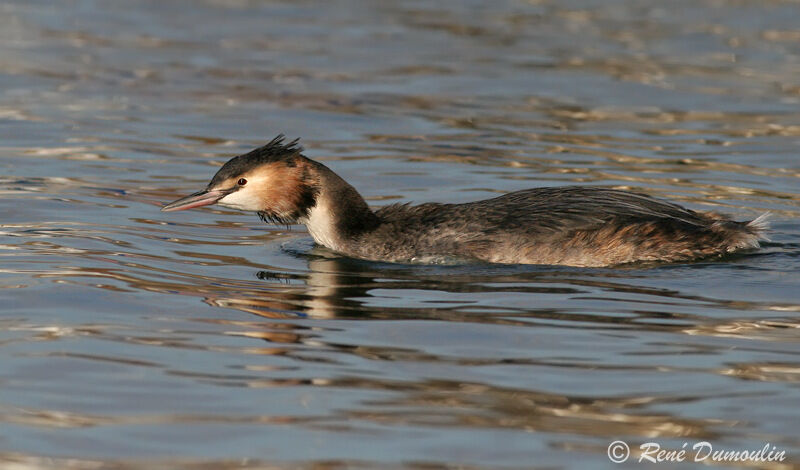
[208,135,303,187]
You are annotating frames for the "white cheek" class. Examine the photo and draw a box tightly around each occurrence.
[218,189,261,211]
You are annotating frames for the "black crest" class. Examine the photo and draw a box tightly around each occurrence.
[208,135,303,188]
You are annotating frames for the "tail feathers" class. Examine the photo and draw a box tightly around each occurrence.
[746,212,771,237]
[709,212,771,252]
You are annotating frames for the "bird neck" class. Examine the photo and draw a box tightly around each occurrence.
[299,160,380,251]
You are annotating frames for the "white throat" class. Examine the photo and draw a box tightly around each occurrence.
[299,201,341,251]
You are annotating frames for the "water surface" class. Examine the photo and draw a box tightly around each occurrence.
[1,1,799,468]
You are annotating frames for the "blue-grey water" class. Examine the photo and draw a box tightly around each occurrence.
[1,1,799,469]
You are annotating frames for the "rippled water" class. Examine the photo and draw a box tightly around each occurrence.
[1,1,800,468]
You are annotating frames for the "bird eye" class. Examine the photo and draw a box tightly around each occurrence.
[237,178,247,186]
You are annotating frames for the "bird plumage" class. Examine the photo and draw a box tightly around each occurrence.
[162,136,768,267]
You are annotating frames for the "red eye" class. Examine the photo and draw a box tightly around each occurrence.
[238,178,247,186]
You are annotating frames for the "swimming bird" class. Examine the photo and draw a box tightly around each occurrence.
[162,136,768,266]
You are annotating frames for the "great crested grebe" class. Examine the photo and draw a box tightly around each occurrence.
[162,136,768,267]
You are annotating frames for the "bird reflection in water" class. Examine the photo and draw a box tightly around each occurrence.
[203,249,385,320]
